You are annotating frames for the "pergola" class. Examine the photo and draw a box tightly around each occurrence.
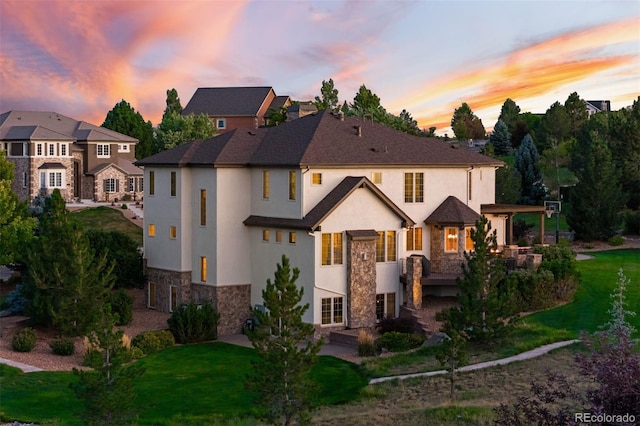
[481,204,548,246]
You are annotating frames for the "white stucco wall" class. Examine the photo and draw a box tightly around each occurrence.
[189,168,218,285]
[250,168,302,219]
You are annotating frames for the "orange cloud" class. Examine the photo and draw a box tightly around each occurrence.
[390,16,640,132]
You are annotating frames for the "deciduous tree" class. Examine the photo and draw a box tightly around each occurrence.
[451,102,485,140]
[246,255,323,426]
[102,100,154,159]
[155,112,216,151]
[314,79,339,112]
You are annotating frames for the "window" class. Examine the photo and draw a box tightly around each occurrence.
[262,171,270,199]
[97,144,110,157]
[445,227,458,252]
[169,226,177,239]
[376,231,385,262]
[40,172,45,188]
[118,144,130,153]
[275,230,282,243]
[170,286,177,312]
[10,142,24,156]
[36,143,43,156]
[148,283,156,308]
[128,178,135,192]
[321,233,343,265]
[42,171,63,188]
[262,229,270,241]
[404,172,424,203]
[371,172,382,185]
[148,224,155,237]
[376,293,396,320]
[22,172,27,188]
[312,173,322,185]
[289,232,296,244]
[468,171,473,200]
[200,257,207,282]
[289,170,296,200]
[104,178,117,193]
[406,227,423,251]
[149,171,155,195]
[465,227,474,251]
[170,171,176,197]
[216,118,226,129]
[376,231,396,262]
[321,297,344,325]
[60,143,67,156]
[48,143,55,156]
[200,190,206,226]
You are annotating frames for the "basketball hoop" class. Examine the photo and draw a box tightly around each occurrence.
[545,209,554,219]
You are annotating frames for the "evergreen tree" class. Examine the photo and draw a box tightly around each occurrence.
[162,88,183,120]
[498,98,521,134]
[72,306,144,425]
[537,101,569,152]
[495,165,521,204]
[350,84,387,122]
[0,150,36,265]
[567,135,626,241]
[155,112,216,151]
[86,230,144,289]
[435,329,468,402]
[451,102,485,140]
[515,134,546,205]
[489,119,511,155]
[437,216,509,342]
[102,100,154,160]
[24,190,115,335]
[563,92,588,138]
[246,255,323,426]
[314,79,339,111]
[608,96,640,209]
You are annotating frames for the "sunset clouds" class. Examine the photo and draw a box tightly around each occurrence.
[1,1,638,134]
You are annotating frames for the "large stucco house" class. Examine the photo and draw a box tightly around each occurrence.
[0,110,143,202]
[137,110,538,336]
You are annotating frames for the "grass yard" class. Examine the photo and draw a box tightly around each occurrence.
[527,248,640,334]
[72,206,143,246]
[514,211,569,233]
[0,342,369,425]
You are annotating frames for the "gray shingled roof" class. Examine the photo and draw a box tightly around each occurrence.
[268,95,290,111]
[182,87,275,117]
[136,128,267,167]
[424,196,481,225]
[0,111,137,143]
[243,176,414,231]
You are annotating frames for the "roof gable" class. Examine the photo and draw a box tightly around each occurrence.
[182,87,276,117]
[424,196,481,225]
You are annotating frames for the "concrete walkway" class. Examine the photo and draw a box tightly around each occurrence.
[369,339,579,384]
[0,357,43,373]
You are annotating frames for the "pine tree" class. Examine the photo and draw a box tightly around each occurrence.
[246,255,323,426]
[515,134,546,205]
[438,216,509,342]
[71,306,144,425]
[102,100,154,159]
[489,119,511,156]
[567,135,626,240]
[314,79,339,111]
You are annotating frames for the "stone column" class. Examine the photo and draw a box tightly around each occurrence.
[405,255,423,309]
[346,230,378,329]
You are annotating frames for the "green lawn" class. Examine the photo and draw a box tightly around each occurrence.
[527,249,640,335]
[72,206,143,246]
[514,212,569,233]
[0,342,369,425]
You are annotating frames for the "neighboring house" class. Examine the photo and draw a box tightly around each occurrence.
[585,100,611,116]
[0,111,142,202]
[182,87,291,134]
[138,110,545,337]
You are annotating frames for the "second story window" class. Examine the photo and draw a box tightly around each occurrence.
[60,144,67,156]
[97,144,110,158]
[371,172,382,185]
[170,171,176,197]
[216,118,226,129]
[262,171,270,199]
[404,172,424,203]
[376,230,396,262]
[312,173,322,185]
[200,189,206,226]
[149,171,155,195]
[289,170,296,201]
[36,143,43,156]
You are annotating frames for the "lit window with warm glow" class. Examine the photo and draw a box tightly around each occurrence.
[445,227,458,252]
[465,227,474,251]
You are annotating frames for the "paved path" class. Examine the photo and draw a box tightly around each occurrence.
[0,357,43,372]
[369,339,579,384]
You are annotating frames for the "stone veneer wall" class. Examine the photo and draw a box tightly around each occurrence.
[429,226,465,274]
[346,236,377,329]
[10,158,30,201]
[82,175,95,200]
[94,167,129,202]
[191,283,251,336]
[146,267,192,313]
[30,157,74,202]
[405,255,423,309]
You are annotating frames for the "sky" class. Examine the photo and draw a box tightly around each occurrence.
[1,0,639,136]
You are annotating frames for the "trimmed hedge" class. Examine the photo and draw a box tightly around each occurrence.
[132,330,175,355]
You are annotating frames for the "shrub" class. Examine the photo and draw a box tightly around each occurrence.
[516,236,529,247]
[357,329,377,357]
[5,284,27,315]
[504,269,556,313]
[131,330,175,354]
[122,194,132,202]
[608,235,624,246]
[128,346,144,360]
[168,301,219,344]
[109,289,134,325]
[50,336,75,356]
[623,209,640,235]
[121,203,128,209]
[376,316,416,334]
[12,327,37,352]
[376,331,424,352]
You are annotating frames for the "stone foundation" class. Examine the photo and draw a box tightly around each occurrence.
[192,283,251,335]
[146,267,192,312]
